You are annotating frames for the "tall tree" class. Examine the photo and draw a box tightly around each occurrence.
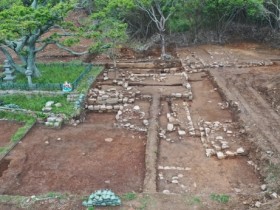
[0,0,86,77]
[134,0,181,59]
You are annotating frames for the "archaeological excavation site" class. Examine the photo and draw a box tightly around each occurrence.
[1,42,280,210]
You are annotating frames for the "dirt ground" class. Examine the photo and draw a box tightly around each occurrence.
[0,113,146,195]
[2,42,280,210]
[0,121,22,147]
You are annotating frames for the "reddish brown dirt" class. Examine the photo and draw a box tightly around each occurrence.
[0,121,22,147]
[0,113,146,195]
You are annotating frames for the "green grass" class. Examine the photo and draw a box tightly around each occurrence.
[138,195,150,210]
[122,192,137,201]
[0,111,36,155]
[76,66,102,93]
[0,94,74,116]
[265,163,280,192]
[210,194,230,204]
[187,196,202,206]
[11,118,35,143]
[15,63,86,84]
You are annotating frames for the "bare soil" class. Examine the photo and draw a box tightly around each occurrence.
[0,113,146,195]
[0,121,22,147]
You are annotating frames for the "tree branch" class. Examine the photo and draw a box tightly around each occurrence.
[0,46,26,74]
[55,43,88,55]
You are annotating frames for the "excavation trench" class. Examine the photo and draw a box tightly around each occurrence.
[143,93,160,193]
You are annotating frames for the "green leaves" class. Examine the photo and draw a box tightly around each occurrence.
[0,1,73,40]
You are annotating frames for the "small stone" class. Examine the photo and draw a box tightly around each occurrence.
[57,138,62,141]
[236,147,245,154]
[261,184,267,191]
[45,101,54,107]
[54,103,62,107]
[221,143,230,149]
[45,141,49,145]
[255,201,261,208]
[172,180,179,184]
[167,123,174,131]
[270,192,278,199]
[178,130,186,136]
[105,180,110,184]
[217,151,226,159]
[163,190,170,194]
[178,174,184,178]
[177,167,185,170]
[143,120,149,126]
[227,130,233,134]
[216,136,223,140]
[213,144,221,151]
[206,149,216,157]
[172,176,179,180]
[133,105,140,111]
[42,107,52,112]
[225,151,235,157]
[105,138,113,142]
[54,122,61,128]
[234,188,242,193]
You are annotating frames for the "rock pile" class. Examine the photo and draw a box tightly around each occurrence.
[45,115,63,128]
[82,190,121,207]
[86,87,138,112]
[42,101,62,112]
[199,120,246,159]
[115,104,147,132]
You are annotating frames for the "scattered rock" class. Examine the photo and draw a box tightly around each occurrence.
[236,147,245,154]
[133,105,140,111]
[178,174,184,178]
[206,149,216,157]
[217,151,226,159]
[45,101,55,107]
[178,130,186,136]
[225,151,235,157]
[261,184,267,191]
[143,120,149,126]
[270,192,278,199]
[54,103,62,107]
[44,141,49,145]
[216,136,223,140]
[255,201,261,208]
[172,180,179,184]
[167,123,174,131]
[57,138,62,141]
[105,138,113,142]
[163,190,170,194]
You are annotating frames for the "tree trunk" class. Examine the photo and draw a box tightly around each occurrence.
[160,32,166,59]
[27,43,41,78]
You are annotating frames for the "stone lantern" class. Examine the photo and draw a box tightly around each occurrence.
[25,67,34,88]
[3,60,15,83]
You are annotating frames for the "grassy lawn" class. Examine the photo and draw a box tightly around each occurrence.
[0,65,103,116]
[0,94,74,116]
[15,63,88,84]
